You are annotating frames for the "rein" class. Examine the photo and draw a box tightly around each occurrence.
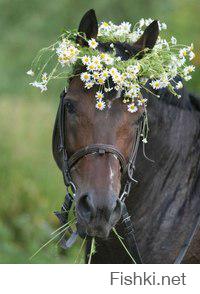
[54,88,143,263]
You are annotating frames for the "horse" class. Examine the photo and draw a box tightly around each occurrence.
[52,9,200,263]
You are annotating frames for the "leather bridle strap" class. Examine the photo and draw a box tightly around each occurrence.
[68,143,127,172]
[55,88,143,262]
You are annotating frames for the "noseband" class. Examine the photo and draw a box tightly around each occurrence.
[54,88,143,263]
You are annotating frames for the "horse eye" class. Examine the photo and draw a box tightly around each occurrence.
[65,99,76,114]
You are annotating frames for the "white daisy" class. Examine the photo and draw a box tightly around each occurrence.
[88,38,98,49]
[95,91,104,100]
[42,72,48,82]
[27,69,34,76]
[127,102,138,113]
[189,51,195,60]
[175,81,183,89]
[179,48,187,58]
[96,100,106,110]
[80,72,91,82]
[150,80,162,90]
[142,138,148,144]
[171,36,177,45]
[82,55,91,65]
[85,82,94,89]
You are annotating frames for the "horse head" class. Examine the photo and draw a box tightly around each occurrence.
[52,9,159,239]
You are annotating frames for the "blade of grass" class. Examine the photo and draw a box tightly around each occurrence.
[50,217,76,235]
[74,237,86,264]
[30,221,75,260]
[112,228,136,264]
[88,237,95,264]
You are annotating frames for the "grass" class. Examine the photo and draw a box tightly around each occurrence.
[0,96,84,263]
[0,0,199,263]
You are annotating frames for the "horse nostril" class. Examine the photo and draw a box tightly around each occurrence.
[77,194,94,222]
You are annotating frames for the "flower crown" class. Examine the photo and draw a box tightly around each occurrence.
[27,18,195,113]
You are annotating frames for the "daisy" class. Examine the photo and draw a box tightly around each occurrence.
[82,55,91,65]
[139,18,145,28]
[30,81,47,92]
[88,38,98,49]
[109,67,118,76]
[87,63,96,71]
[184,65,195,75]
[80,72,91,82]
[171,36,177,45]
[189,51,195,60]
[179,48,187,58]
[95,91,104,100]
[97,77,105,85]
[101,70,109,79]
[42,72,48,83]
[142,138,148,144]
[27,69,34,76]
[96,100,106,110]
[92,71,100,80]
[100,22,110,29]
[150,80,162,90]
[85,82,94,89]
[127,102,138,113]
[175,81,183,89]
[138,98,147,106]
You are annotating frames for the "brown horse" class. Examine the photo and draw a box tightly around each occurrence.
[52,9,200,263]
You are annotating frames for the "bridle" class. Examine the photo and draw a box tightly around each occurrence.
[53,88,200,264]
[54,88,143,263]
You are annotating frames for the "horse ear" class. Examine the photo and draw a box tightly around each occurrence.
[76,9,98,46]
[133,20,159,53]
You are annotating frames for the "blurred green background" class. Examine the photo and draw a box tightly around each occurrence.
[0,0,199,263]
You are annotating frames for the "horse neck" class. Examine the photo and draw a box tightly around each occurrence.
[127,88,200,263]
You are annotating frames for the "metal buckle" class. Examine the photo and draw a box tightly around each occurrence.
[69,181,76,196]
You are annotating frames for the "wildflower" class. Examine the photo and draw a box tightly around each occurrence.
[179,48,187,58]
[138,98,147,106]
[175,81,183,89]
[97,77,105,85]
[56,41,79,66]
[42,72,48,83]
[92,71,100,80]
[101,70,109,79]
[127,102,138,113]
[120,22,131,33]
[85,82,94,89]
[100,22,110,29]
[142,138,148,144]
[184,65,195,75]
[88,38,98,49]
[109,67,118,76]
[171,36,177,45]
[104,55,114,65]
[139,18,145,28]
[82,55,91,65]
[184,75,192,81]
[96,100,106,110]
[92,56,101,66]
[80,72,91,82]
[95,91,104,100]
[87,63,96,71]
[27,69,34,76]
[188,43,194,51]
[30,81,47,92]
[150,80,162,90]
[189,51,195,60]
